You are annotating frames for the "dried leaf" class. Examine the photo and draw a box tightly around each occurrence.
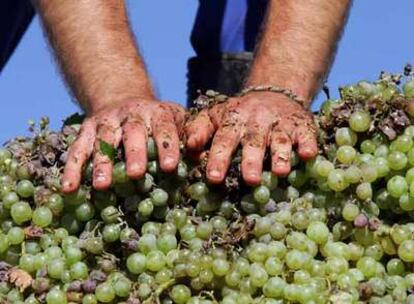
[24,225,43,238]
[99,140,116,161]
[8,268,33,292]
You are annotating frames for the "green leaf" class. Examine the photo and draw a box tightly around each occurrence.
[99,140,116,161]
[63,112,85,126]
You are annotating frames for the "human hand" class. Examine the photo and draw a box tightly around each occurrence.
[62,99,186,193]
[185,92,318,185]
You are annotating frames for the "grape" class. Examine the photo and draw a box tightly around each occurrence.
[7,227,25,245]
[398,240,414,262]
[356,182,372,200]
[127,253,146,274]
[32,207,53,227]
[70,261,88,280]
[95,283,116,303]
[388,151,408,170]
[46,288,67,304]
[16,180,34,198]
[336,146,356,164]
[335,127,357,146]
[387,176,408,198]
[150,188,169,207]
[113,277,132,297]
[360,140,376,154]
[253,185,270,204]
[11,201,32,224]
[170,285,191,304]
[328,169,348,192]
[349,110,371,132]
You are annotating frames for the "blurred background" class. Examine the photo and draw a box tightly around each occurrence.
[0,0,413,142]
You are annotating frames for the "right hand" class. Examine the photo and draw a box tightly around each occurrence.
[61,99,186,193]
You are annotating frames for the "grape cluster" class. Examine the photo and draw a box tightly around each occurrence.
[2,71,414,303]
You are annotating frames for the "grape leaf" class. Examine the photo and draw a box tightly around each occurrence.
[99,140,116,161]
[63,112,85,126]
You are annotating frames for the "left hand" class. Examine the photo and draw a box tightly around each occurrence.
[185,92,318,185]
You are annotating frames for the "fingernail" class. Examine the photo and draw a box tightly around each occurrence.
[62,180,70,189]
[163,156,175,167]
[208,169,221,179]
[95,175,106,183]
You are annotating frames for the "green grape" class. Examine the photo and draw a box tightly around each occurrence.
[249,263,268,287]
[386,258,405,276]
[398,240,414,262]
[388,151,408,170]
[7,227,24,245]
[253,185,270,205]
[3,192,19,209]
[306,222,329,245]
[32,207,53,228]
[344,165,362,184]
[360,139,376,154]
[70,261,88,280]
[357,256,377,279]
[387,176,408,198]
[16,180,35,198]
[287,170,307,188]
[150,188,169,207]
[374,157,390,177]
[327,169,348,192]
[342,203,359,221]
[11,201,32,224]
[360,164,378,183]
[157,233,178,253]
[356,182,372,200]
[112,161,129,184]
[400,194,414,211]
[126,253,146,274]
[349,110,371,132]
[212,259,230,276]
[336,145,356,164]
[316,160,334,178]
[113,277,132,297]
[146,250,166,272]
[95,283,116,303]
[74,202,95,222]
[46,193,64,216]
[47,258,66,279]
[261,171,278,190]
[170,285,191,304]
[335,127,357,146]
[82,294,98,304]
[188,182,208,200]
[64,246,83,265]
[46,288,67,304]
[394,135,413,152]
[102,224,121,243]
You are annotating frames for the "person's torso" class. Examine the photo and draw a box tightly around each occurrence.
[191,0,268,57]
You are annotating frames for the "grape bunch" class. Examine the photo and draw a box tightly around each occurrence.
[2,69,414,304]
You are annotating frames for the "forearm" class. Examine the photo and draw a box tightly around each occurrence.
[247,0,351,104]
[34,0,154,113]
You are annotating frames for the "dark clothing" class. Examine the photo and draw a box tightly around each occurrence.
[0,0,268,104]
[0,0,35,72]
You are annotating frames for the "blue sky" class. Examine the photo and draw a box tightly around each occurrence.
[0,0,413,143]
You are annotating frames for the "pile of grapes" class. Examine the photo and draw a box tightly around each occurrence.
[3,70,414,304]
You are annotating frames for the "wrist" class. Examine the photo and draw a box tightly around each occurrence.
[86,90,155,115]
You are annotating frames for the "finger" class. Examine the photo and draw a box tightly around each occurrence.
[122,116,147,179]
[185,109,215,150]
[166,102,187,131]
[241,122,270,186]
[294,125,318,160]
[152,108,180,172]
[62,119,96,193]
[206,124,241,184]
[93,114,122,190]
[270,129,292,177]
